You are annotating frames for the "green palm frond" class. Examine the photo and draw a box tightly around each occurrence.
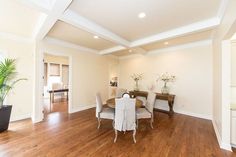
[0,59,26,107]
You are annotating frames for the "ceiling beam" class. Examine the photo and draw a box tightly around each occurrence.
[33,0,72,40]
[60,9,130,47]
[130,17,220,47]
[99,46,126,55]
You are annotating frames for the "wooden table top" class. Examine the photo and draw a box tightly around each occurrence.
[106,97,143,108]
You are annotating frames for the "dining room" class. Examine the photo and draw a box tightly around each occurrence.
[1,0,236,156]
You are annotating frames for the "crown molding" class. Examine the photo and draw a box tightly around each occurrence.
[44,37,98,54]
[119,39,212,59]
[99,46,126,55]
[60,9,130,47]
[0,31,33,43]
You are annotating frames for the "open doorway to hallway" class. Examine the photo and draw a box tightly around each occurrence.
[43,53,69,117]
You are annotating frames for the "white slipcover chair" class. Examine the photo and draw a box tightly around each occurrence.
[122,92,130,98]
[136,92,156,129]
[114,97,136,143]
[96,93,115,129]
[115,88,127,98]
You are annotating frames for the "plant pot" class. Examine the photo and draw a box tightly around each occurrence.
[0,105,12,133]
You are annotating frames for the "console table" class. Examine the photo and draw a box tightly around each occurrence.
[129,91,175,117]
[48,89,69,111]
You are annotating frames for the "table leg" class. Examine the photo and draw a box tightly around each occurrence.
[168,100,174,117]
[49,93,52,112]
[67,91,68,101]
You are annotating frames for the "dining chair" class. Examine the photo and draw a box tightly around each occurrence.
[122,92,130,98]
[114,97,136,143]
[115,88,127,98]
[96,93,115,129]
[136,92,156,129]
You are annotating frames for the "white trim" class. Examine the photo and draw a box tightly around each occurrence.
[118,40,212,60]
[212,119,222,147]
[175,109,212,120]
[155,106,212,120]
[61,9,130,47]
[221,40,232,151]
[10,113,31,122]
[231,143,236,148]
[34,0,72,40]
[44,37,98,54]
[69,104,95,114]
[0,31,33,43]
[131,18,219,47]
[217,0,229,22]
[100,46,126,55]
[119,54,143,60]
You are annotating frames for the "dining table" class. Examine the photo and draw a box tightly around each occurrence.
[106,97,144,108]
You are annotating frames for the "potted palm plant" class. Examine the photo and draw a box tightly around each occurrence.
[0,59,26,132]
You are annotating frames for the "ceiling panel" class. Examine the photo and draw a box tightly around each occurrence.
[112,30,212,56]
[47,21,117,50]
[0,0,41,37]
[70,0,221,41]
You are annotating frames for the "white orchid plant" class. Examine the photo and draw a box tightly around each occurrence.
[157,72,176,86]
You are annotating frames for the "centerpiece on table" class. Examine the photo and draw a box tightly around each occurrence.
[0,59,26,132]
[157,72,176,94]
[131,73,143,91]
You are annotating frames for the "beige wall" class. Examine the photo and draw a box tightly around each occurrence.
[39,41,116,112]
[44,53,69,65]
[118,44,213,118]
[0,38,35,121]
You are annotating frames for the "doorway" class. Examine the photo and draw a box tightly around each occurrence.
[43,53,70,117]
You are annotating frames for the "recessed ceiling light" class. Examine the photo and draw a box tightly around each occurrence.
[129,49,132,53]
[164,42,169,45]
[138,12,146,19]
[93,35,99,39]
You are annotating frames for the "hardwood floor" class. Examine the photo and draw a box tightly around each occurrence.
[0,108,235,157]
[43,97,68,115]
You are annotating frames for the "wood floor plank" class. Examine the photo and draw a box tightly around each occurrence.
[0,108,235,157]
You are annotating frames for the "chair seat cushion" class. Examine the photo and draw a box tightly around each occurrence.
[100,108,115,119]
[136,108,151,119]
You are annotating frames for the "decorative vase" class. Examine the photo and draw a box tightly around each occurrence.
[134,80,139,91]
[161,82,169,94]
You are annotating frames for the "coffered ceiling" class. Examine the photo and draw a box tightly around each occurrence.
[0,0,228,55]
[69,0,220,41]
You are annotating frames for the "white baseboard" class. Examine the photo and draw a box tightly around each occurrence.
[174,109,212,120]
[231,143,236,148]
[69,104,95,114]
[155,106,212,120]
[212,119,232,151]
[10,113,31,122]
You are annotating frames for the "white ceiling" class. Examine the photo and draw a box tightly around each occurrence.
[47,21,116,50]
[0,0,226,56]
[69,0,221,41]
[0,0,41,37]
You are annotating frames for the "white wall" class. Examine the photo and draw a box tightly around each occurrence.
[118,43,213,119]
[0,37,35,121]
[231,42,236,104]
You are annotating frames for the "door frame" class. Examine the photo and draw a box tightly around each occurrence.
[32,47,73,123]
